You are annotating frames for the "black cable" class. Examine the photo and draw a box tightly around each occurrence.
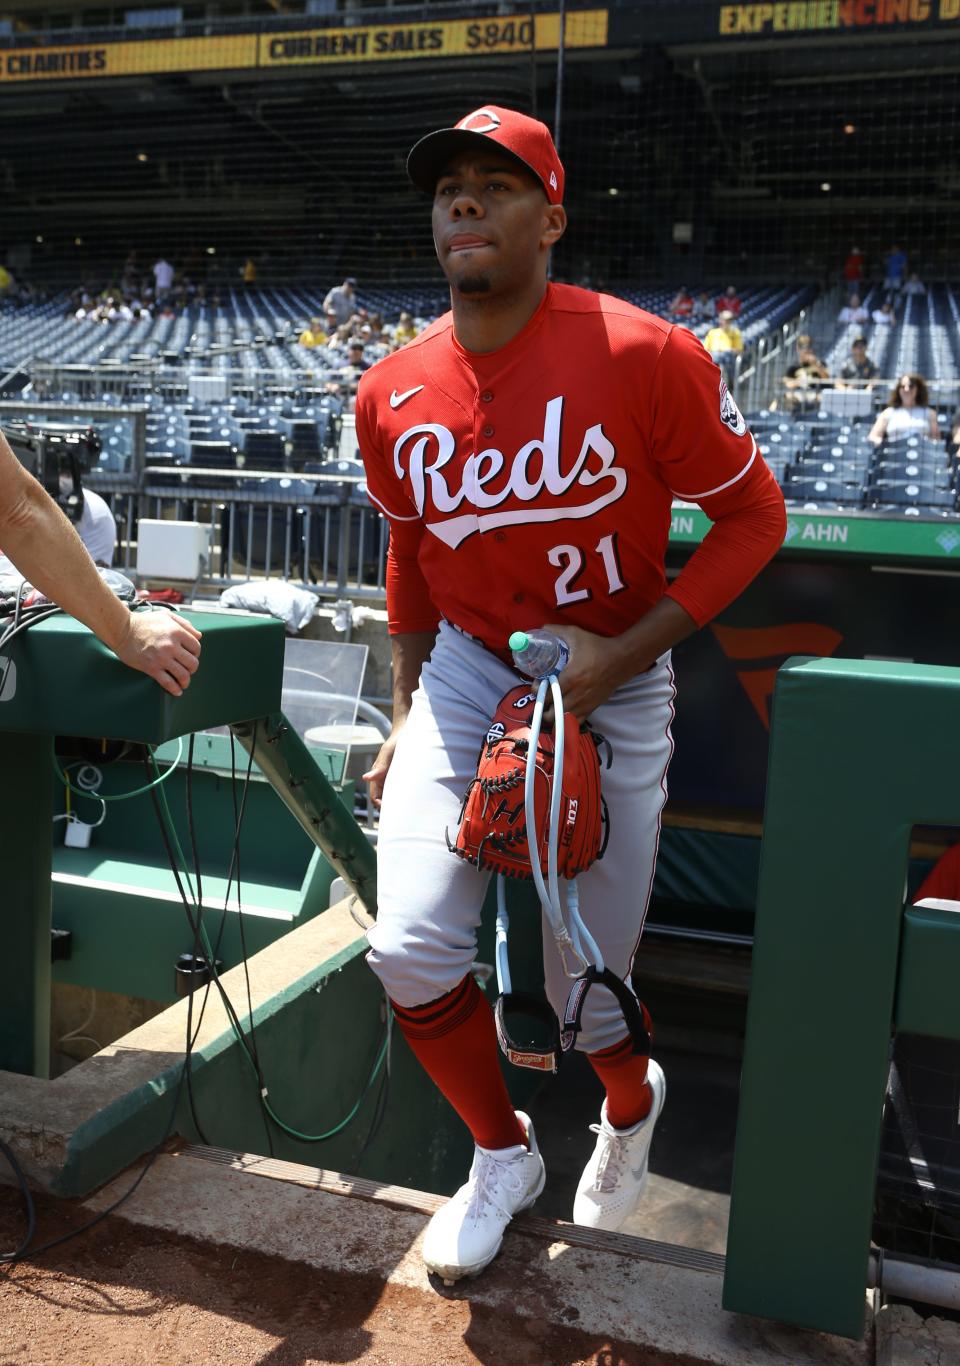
[2,726,375,1267]
[0,1137,36,1264]
[143,749,211,1147]
[1,1050,189,1271]
[143,748,274,1131]
[223,727,274,1156]
[180,725,274,1157]
[355,995,392,1164]
[13,578,26,633]
[0,605,62,651]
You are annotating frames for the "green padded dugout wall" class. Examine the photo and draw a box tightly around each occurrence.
[724,656,960,1339]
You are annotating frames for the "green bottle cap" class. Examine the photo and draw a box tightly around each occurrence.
[508,631,530,653]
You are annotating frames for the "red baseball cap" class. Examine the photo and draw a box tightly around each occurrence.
[407,105,565,205]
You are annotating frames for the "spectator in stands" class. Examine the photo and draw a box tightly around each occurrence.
[901,272,926,296]
[882,244,908,293]
[951,411,960,452]
[324,277,358,327]
[872,300,896,325]
[715,284,742,317]
[704,310,743,355]
[692,291,715,322]
[359,320,390,360]
[242,256,257,287]
[669,287,694,320]
[773,334,830,416]
[120,252,140,297]
[327,339,370,403]
[868,374,940,445]
[298,316,328,348]
[75,489,117,567]
[343,339,370,374]
[152,256,175,300]
[838,337,879,390]
[842,246,864,287]
[392,311,418,346]
[703,311,743,386]
[838,294,869,325]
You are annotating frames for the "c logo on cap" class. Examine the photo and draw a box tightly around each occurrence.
[457,108,502,135]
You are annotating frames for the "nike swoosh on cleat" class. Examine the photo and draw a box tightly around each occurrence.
[389,385,424,409]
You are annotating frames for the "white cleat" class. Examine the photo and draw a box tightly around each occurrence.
[572,1059,666,1232]
[422,1111,546,1283]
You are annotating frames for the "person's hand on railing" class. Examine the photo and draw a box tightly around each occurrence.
[110,608,202,697]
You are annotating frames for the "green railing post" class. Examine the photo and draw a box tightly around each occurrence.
[231,712,377,916]
[724,656,960,1339]
[0,733,53,1076]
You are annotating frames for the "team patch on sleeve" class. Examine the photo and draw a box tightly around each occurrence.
[719,379,747,437]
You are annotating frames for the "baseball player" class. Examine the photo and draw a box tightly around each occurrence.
[356,105,786,1282]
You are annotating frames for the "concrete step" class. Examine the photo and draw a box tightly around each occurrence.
[76,1144,874,1366]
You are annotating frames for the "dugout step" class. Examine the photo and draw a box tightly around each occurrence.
[70,1143,873,1366]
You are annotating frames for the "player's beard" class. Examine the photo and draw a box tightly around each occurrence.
[453,273,492,296]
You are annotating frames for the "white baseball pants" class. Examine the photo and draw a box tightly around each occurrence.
[366,621,676,1053]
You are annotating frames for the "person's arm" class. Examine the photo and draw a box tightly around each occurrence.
[362,629,437,808]
[0,432,201,695]
[868,411,889,445]
[544,600,696,721]
[549,329,786,720]
[355,373,439,805]
[929,409,941,441]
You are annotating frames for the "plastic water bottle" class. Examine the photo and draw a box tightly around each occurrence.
[508,629,570,678]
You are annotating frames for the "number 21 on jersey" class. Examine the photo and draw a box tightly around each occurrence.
[548,533,626,605]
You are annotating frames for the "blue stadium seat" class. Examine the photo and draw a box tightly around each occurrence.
[243,430,286,471]
[189,440,238,470]
[784,475,862,506]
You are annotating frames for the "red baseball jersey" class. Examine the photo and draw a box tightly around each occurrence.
[356,283,785,651]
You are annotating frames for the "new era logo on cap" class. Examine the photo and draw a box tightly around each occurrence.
[407,104,565,205]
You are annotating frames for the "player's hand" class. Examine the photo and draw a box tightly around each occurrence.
[362,727,403,810]
[541,622,651,722]
[111,610,202,697]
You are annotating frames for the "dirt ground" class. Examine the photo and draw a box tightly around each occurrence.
[0,1186,694,1366]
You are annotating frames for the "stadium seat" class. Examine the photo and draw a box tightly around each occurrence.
[243,430,287,471]
[784,476,862,506]
[189,440,238,470]
[867,481,957,511]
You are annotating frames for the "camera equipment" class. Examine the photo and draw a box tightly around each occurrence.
[1,420,100,523]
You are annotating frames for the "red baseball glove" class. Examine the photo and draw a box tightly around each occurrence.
[449,685,609,880]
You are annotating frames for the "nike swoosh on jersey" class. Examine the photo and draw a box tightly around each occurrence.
[389,385,424,409]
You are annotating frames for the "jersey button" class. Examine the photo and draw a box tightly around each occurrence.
[482,425,495,438]
[481,390,494,403]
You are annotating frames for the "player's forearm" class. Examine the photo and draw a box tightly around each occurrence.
[608,598,698,681]
[0,460,130,652]
[389,629,438,726]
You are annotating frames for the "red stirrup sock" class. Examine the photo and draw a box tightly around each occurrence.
[391,975,527,1151]
[588,1033,653,1131]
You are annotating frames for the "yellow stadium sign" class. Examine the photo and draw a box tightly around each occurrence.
[261,13,607,67]
[0,12,607,85]
[0,35,257,82]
